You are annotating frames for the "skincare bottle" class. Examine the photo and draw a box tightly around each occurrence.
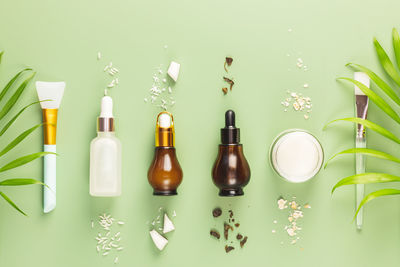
[212,110,250,196]
[90,96,122,196]
[148,111,183,195]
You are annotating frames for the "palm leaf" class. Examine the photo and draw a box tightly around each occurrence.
[374,37,400,87]
[0,101,41,136]
[0,68,32,103]
[0,71,35,121]
[0,152,55,173]
[0,191,26,216]
[354,189,400,220]
[324,117,400,144]
[0,178,46,187]
[332,173,400,193]
[338,77,400,123]
[0,51,3,63]
[0,123,42,157]
[392,28,400,69]
[325,148,400,168]
[346,63,400,106]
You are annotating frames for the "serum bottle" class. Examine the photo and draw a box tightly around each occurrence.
[90,96,122,196]
[148,111,183,195]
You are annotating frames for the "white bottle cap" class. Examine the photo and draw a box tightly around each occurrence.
[159,113,171,128]
[100,96,113,118]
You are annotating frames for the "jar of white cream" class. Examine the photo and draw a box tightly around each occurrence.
[270,129,324,183]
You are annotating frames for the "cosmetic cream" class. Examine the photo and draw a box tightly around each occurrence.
[270,129,323,183]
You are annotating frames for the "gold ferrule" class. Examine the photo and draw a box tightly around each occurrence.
[155,111,175,147]
[42,109,58,145]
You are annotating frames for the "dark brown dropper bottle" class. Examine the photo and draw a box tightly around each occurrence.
[148,111,183,195]
[212,110,251,196]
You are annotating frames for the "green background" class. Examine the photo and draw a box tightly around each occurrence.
[1,0,400,266]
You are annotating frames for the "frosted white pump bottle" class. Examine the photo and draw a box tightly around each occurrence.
[90,96,122,196]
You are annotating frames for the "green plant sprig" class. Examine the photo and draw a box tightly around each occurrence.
[325,28,400,219]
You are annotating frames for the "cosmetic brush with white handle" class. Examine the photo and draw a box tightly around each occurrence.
[354,72,369,229]
[36,81,65,213]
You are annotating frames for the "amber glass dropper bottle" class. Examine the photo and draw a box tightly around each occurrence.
[212,110,251,196]
[148,111,183,195]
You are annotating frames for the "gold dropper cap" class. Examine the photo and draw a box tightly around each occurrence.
[155,111,175,147]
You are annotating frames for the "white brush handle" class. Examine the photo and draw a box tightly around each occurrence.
[43,145,56,213]
[356,137,366,229]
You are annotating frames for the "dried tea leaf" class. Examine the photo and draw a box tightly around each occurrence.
[234,223,240,228]
[226,57,233,66]
[210,230,220,239]
[224,57,233,72]
[223,77,234,91]
[225,245,235,253]
[224,222,233,240]
[212,207,222,218]
[240,236,248,248]
[222,87,228,95]
[236,233,243,240]
[228,210,233,218]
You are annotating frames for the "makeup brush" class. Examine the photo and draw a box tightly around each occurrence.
[36,81,65,213]
[354,72,369,230]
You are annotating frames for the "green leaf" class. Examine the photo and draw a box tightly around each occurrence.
[354,189,400,221]
[338,77,400,124]
[325,148,400,168]
[374,37,400,87]
[346,63,400,106]
[0,124,42,158]
[393,28,400,69]
[323,117,400,144]
[0,101,41,136]
[332,173,400,193]
[0,152,55,173]
[0,68,32,103]
[0,191,26,216]
[0,71,36,121]
[0,178,45,187]
[0,51,3,63]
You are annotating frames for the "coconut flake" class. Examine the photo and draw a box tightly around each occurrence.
[167,61,180,82]
[150,230,168,251]
[163,213,175,234]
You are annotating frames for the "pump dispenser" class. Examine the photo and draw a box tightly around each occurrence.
[148,111,183,195]
[90,96,122,197]
[212,110,250,196]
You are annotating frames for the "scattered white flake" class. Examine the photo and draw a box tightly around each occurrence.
[97,52,102,60]
[275,197,311,246]
[304,204,311,209]
[272,230,276,233]
[281,91,312,119]
[91,220,94,228]
[114,256,119,264]
[273,220,277,224]
[172,210,176,217]
[93,214,124,261]
[163,213,175,234]
[164,45,168,49]
[288,28,293,32]
[145,63,177,110]
[278,198,288,210]
[144,98,148,103]
[304,114,309,120]
[303,83,309,88]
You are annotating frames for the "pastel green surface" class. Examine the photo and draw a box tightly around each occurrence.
[1,0,400,266]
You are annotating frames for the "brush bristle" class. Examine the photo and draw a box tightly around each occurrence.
[354,72,369,95]
[36,81,65,109]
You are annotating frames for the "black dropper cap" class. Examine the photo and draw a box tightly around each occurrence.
[221,110,240,144]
